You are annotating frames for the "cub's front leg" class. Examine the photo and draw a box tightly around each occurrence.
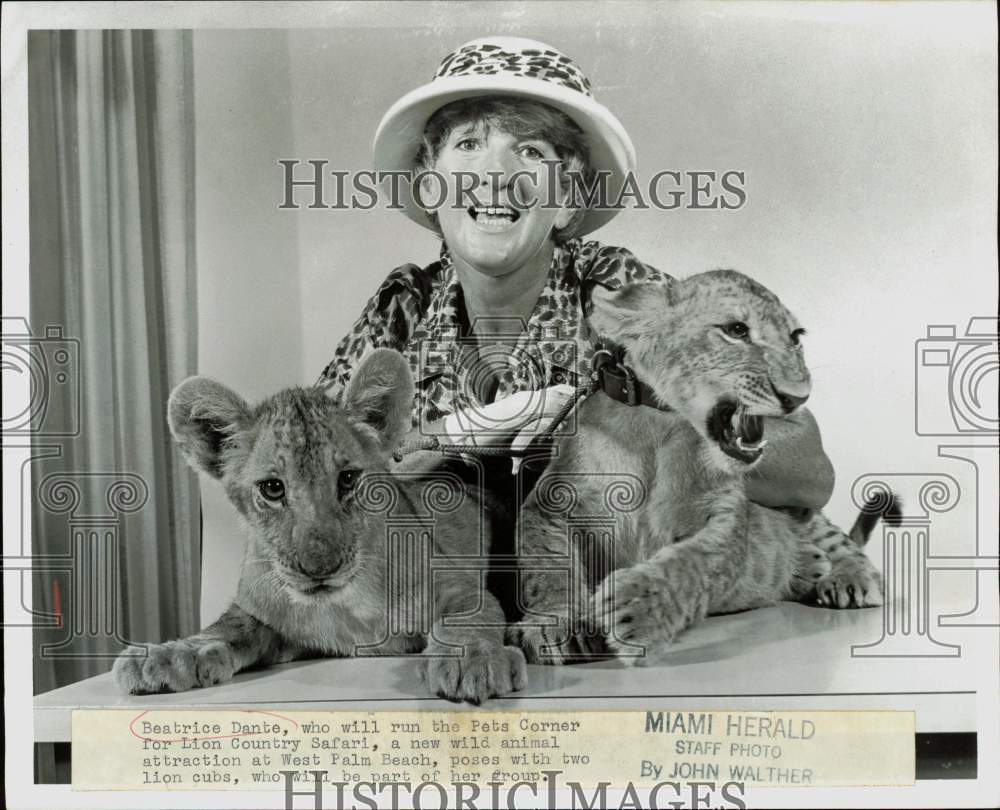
[419,569,527,704]
[113,603,284,694]
[505,500,590,665]
[592,488,749,662]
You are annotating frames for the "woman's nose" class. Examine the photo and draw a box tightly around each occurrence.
[476,148,518,192]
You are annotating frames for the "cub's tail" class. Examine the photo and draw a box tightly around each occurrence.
[848,493,903,547]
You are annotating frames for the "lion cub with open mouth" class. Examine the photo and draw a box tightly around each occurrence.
[113,349,526,704]
[509,270,893,664]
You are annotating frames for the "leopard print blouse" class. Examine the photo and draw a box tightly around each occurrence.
[316,238,670,428]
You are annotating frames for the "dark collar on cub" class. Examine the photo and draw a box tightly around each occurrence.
[589,343,765,465]
[590,344,672,412]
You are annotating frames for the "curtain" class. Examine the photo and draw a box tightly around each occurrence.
[28,30,200,693]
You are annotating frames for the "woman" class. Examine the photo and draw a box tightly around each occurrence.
[317,36,834,514]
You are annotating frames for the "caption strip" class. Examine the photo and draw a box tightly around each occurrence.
[71,709,914,791]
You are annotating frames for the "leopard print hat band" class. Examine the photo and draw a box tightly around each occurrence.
[433,41,593,98]
[373,37,636,236]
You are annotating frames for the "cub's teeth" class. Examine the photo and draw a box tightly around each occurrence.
[735,436,768,452]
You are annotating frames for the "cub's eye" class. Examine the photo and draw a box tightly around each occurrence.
[791,328,806,346]
[338,469,360,497]
[258,479,285,501]
[720,321,750,341]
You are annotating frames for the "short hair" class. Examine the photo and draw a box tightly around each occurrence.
[413,96,593,243]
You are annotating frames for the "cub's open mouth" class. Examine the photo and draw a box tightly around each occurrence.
[707,399,767,464]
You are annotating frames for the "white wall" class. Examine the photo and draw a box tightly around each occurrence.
[194,30,303,622]
[194,5,997,622]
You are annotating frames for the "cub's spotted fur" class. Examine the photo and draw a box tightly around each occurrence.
[508,270,894,663]
[113,349,526,703]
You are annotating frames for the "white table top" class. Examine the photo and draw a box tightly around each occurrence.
[34,601,989,741]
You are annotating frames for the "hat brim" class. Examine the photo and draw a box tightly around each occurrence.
[373,75,636,236]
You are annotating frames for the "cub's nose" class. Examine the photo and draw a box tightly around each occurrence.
[771,383,809,414]
[296,552,343,580]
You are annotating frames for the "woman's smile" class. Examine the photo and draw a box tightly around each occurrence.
[468,204,522,232]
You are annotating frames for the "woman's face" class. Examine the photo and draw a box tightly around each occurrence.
[424,120,576,278]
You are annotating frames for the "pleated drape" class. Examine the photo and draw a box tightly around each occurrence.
[28,30,200,692]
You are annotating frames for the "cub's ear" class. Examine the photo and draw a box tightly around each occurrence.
[587,281,673,342]
[168,376,251,478]
[341,349,414,452]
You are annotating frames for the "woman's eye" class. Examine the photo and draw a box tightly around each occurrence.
[258,479,285,501]
[455,138,480,151]
[721,322,751,341]
[518,145,545,160]
[338,469,360,497]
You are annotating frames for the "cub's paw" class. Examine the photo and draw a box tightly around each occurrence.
[506,611,575,665]
[591,565,688,663]
[790,542,834,600]
[113,639,237,694]
[419,640,527,705]
[816,557,883,608]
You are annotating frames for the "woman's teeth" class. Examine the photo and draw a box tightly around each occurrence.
[469,205,520,225]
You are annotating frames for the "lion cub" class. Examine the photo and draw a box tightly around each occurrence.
[113,349,526,703]
[509,270,892,664]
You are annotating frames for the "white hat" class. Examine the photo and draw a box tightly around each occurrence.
[373,37,636,236]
